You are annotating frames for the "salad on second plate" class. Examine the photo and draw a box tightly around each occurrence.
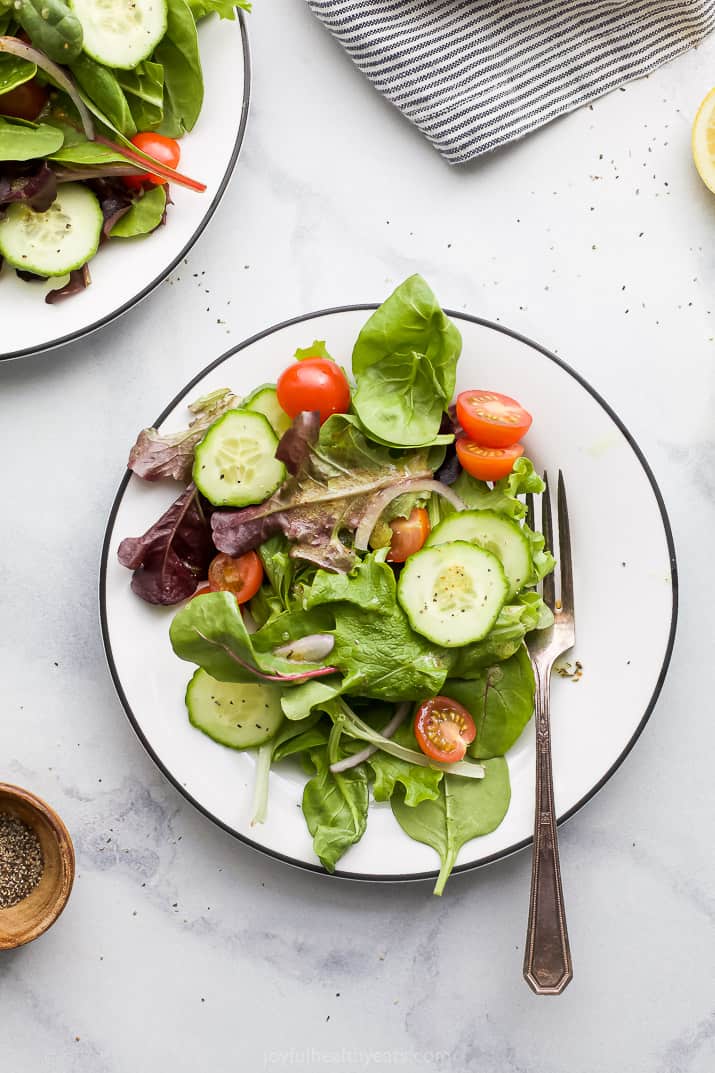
[0,0,247,301]
[118,274,555,893]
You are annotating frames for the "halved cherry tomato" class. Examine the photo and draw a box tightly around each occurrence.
[456,390,532,448]
[386,507,430,563]
[208,551,263,604]
[0,79,49,121]
[414,696,476,763]
[276,358,351,424]
[123,132,181,189]
[456,437,524,481]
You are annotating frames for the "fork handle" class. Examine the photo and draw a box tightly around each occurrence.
[523,663,573,995]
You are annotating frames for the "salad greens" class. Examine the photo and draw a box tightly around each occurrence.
[119,274,557,893]
[0,0,249,299]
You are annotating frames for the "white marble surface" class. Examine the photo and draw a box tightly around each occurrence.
[1,3,714,1070]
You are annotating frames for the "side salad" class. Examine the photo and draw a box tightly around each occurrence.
[118,275,555,893]
[0,0,248,302]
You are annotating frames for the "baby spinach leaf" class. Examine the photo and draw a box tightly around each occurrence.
[302,722,369,871]
[189,0,249,19]
[351,274,462,447]
[49,141,128,165]
[70,53,136,137]
[0,54,36,95]
[280,680,341,721]
[0,117,64,161]
[13,0,83,63]
[154,0,203,137]
[368,721,443,806]
[446,644,535,760]
[391,757,511,895]
[117,61,164,131]
[110,184,166,238]
[272,721,328,763]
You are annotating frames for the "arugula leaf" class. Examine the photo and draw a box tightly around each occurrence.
[302,721,369,871]
[155,0,203,137]
[110,184,166,238]
[351,275,461,447]
[128,388,240,482]
[211,414,435,572]
[368,721,443,806]
[0,117,64,161]
[391,757,511,894]
[447,644,535,760]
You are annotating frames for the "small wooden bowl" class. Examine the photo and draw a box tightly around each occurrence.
[0,783,75,950]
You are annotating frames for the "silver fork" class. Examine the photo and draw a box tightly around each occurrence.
[523,471,575,995]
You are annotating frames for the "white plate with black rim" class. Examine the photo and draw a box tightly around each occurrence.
[100,308,677,884]
[0,13,250,363]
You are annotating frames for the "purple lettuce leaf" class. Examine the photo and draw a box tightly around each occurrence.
[275,411,320,475]
[87,177,135,239]
[128,388,240,483]
[0,162,57,212]
[117,484,214,604]
[211,414,436,572]
[46,264,91,304]
[435,408,461,486]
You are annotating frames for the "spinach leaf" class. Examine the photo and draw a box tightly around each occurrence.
[0,54,35,96]
[70,53,136,137]
[13,0,83,63]
[351,274,462,448]
[368,721,443,806]
[110,184,166,238]
[154,0,203,137]
[49,141,128,165]
[270,711,324,761]
[302,721,369,871]
[446,644,534,759]
[117,61,164,131]
[391,757,511,894]
[280,680,341,721]
[0,117,64,161]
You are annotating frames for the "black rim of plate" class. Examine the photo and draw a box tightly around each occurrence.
[1,13,251,363]
[99,307,679,884]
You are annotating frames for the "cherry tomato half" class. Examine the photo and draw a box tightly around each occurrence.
[123,132,181,189]
[456,438,524,482]
[208,551,263,604]
[456,390,532,448]
[0,79,49,121]
[386,507,430,563]
[414,696,476,763]
[191,584,212,600]
[276,359,351,425]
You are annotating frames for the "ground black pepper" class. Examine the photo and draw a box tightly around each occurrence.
[0,813,44,908]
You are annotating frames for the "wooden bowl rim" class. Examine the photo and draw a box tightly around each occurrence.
[0,782,75,949]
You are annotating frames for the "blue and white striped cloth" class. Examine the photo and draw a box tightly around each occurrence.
[307,0,715,163]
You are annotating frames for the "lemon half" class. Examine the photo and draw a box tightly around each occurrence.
[693,87,715,194]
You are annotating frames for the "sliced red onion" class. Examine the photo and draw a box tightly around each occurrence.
[0,37,94,142]
[354,479,466,552]
[274,634,335,663]
[330,702,409,773]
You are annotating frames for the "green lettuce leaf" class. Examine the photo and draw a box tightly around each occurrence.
[368,721,443,806]
[294,340,333,361]
[351,274,461,448]
[188,0,250,19]
[448,592,553,676]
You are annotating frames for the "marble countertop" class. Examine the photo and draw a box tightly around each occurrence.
[1,3,713,1070]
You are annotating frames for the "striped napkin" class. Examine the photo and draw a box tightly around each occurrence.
[307,0,715,164]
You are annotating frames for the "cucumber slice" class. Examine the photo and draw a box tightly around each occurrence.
[186,669,284,749]
[398,541,508,648]
[0,183,102,277]
[244,384,292,438]
[193,410,286,507]
[71,0,168,70]
[426,509,531,597]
